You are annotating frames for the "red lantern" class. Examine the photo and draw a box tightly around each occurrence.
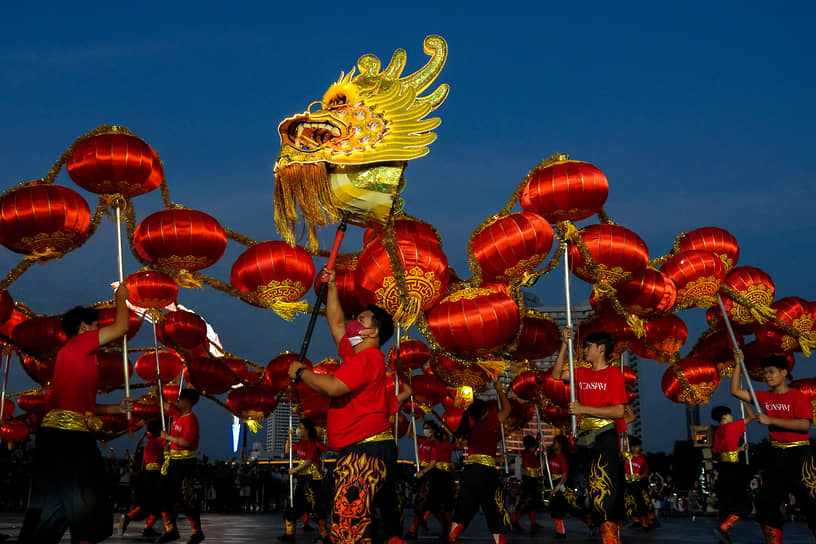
[134,350,184,383]
[97,351,132,389]
[97,307,141,343]
[160,310,207,349]
[133,208,227,272]
[388,338,431,371]
[0,308,28,338]
[133,393,161,421]
[540,368,571,407]
[612,268,677,316]
[0,399,14,419]
[162,384,181,403]
[676,227,739,272]
[0,184,91,256]
[297,358,342,426]
[12,316,66,360]
[569,224,649,286]
[411,374,448,407]
[691,328,743,375]
[231,241,315,311]
[1,419,29,445]
[507,312,560,361]
[95,414,129,440]
[187,357,237,395]
[125,270,178,309]
[22,357,56,384]
[520,158,609,222]
[661,358,721,404]
[511,370,544,403]
[0,291,13,329]
[756,297,815,353]
[395,412,410,438]
[629,315,688,361]
[17,393,47,415]
[66,130,163,197]
[222,358,252,384]
[427,287,520,358]
[622,366,637,386]
[364,216,442,248]
[717,266,775,328]
[503,398,535,433]
[578,311,634,362]
[541,404,570,427]
[743,340,794,382]
[791,378,816,423]
[471,212,554,283]
[661,250,726,309]
[266,352,311,391]
[227,385,279,424]
[430,355,496,390]
[442,407,464,433]
[313,254,365,317]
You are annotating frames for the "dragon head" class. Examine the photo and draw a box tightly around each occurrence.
[274,35,449,248]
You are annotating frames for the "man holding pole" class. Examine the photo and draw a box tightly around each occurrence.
[553,328,627,544]
[288,268,401,544]
[19,284,134,544]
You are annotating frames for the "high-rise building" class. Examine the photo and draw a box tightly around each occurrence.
[265,401,296,459]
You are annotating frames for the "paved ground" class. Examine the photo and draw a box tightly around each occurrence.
[0,511,812,543]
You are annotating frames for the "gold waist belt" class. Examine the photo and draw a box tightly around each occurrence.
[523,467,542,478]
[579,416,614,431]
[42,409,102,433]
[435,462,453,472]
[360,429,395,444]
[771,440,810,449]
[302,464,322,480]
[420,461,430,469]
[550,472,564,480]
[144,463,161,471]
[625,473,642,482]
[169,449,196,460]
[719,451,740,463]
[466,454,495,468]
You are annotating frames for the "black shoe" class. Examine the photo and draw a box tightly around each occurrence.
[554,533,567,540]
[119,515,131,536]
[143,527,162,538]
[405,531,418,539]
[277,534,296,542]
[303,524,316,532]
[713,528,732,544]
[187,532,205,544]
[156,530,181,543]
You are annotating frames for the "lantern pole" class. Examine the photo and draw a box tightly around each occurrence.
[716,295,762,413]
[534,406,553,489]
[563,242,577,438]
[114,200,131,420]
[497,374,510,474]
[739,401,750,465]
[0,348,11,421]
[393,326,402,446]
[409,391,421,473]
[151,321,166,432]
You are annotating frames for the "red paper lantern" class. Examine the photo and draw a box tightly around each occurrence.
[503,398,535,433]
[507,312,560,361]
[227,384,279,423]
[471,212,554,282]
[17,393,47,415]
[717,266,775,327]
[427,287,520,358]
[569,224,649,286]
[520,158,609,222]
[97,307,141,343]
[1,419,29,445]
[676,227,739,272]
[540,368,571,407]
[442,407,464,433]
[66,130,163,197]
[611,268,677,316]
[629,315,688,361]
[0,399,14,419]
[95,414,129,440]
[363,216,442,248]
[411,374,448,407]
[266,352,311,391]
[661,358,721,404]
[622,366,637,386]
[313,254,365,317]
[12,316,66,360]
[160,310,207,349]
[22,357,56,384]
[125,270,178,309]
[756,297,815,353]
[0,291,13,329]
[356,232,450,320]
[187,357,237,395]
[541,404,570,427]
[791,378,816,423]
[388,338,431,371]
[97,350,133,389]
[162,384,181,403]
[134,350,184,383]
[395,412,410,438]
[231,241,315,310]
[430,355,496,390]
[661,250,727,309]
[133,208,227,272]
[511,370,544,403]
[297,358,342,426]
[0,308,28,338]
[133,393,161,421]
[743,340,794,382]
[221,358,252,384]
[578,311,634,362]
[0,184,91,256]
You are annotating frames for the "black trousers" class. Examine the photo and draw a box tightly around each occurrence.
[427,469,454,514]
[452,463,511,534]
[623,479,652,520]
[285,474,322,522]
[715,461,752,522]
[413,471,432,515]
[161,458,201,516]
[574,429,625,525]
[755,444,816,530]
[550,486,586,521]
[516,475,541,513]
[18,427,112,544]
[131,469,163,518]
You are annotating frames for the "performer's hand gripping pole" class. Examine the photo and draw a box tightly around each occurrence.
[114,200,131,420]
[717,294,762,414]
[563,242,577,438]
[535,406,554,489]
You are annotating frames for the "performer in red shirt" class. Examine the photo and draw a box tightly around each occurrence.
[622,437,655,531]
[447,383,512,544]
[278,418,329,541]
[288,268,400,544]
[157,388,204,543]
[553,329,627,544]
[547,434,586,539]
[406,420,440,539]
[426,426,459,536]
[511,434,544,530]
[710,405,753,543]
[119,419,166,538]
[731,354,815,543]
[18,284,134,544]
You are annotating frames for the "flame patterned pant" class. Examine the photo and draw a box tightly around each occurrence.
[451,463,511,534]
[714,461,752,523]
[623,480,652,520]
[574,429,625,525]
[285,474,322,522]
[755,444,816,530]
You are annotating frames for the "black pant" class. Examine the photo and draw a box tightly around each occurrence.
[755,444,816,530]
[285,474,322,522]
[452,463,511,534]
[161,458,201,516]
[427,469,454,514]
[715,461,752,522]
[623,479,652,520]
[574,429,625,525]
[19,427,112,544]
[516,475,541,513]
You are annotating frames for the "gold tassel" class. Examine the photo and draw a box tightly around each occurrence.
[749,302,776,324]
[472,359,509,376]
[392,294,422,329]
[562,221,580,241]
[23,248,62,262]
[626,314,646,339]
[245,419,263,433]
[269,299,310,321]
[593,282,617,301]
[175,271,203,289]
[799,332,816,358]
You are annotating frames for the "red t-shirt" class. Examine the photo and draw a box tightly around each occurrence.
[713,419,746,455]
[144,435,167,465]
[417,437,436,464]
[294,438,328,472]
[327,336,391,450]
[625,453,649,476]
[522,449,540,469]
[467,405,501,456]
[171,412,199,451]
[575,366,627,408]
[756,389,812,443]
[549,452,569,475]
[48,330,100,415]
[434,440,458,463]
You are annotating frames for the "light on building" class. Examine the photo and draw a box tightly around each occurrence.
[232,416,241,453]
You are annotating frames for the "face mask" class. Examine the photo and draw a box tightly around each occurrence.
[423,429,433,438]
[346,320,365,347]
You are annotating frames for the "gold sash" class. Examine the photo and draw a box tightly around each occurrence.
[465,454,495,468]
[145,462,161,471]
[359,429,395,444]
[302,463,322,480]
[523,467,542,478]
[169,449,196,460]
[719,451,739,463]
[42,409,103,433]
[771,440,810,449]
[579,416,614,431]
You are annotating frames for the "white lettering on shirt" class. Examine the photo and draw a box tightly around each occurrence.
[580,382,607,391]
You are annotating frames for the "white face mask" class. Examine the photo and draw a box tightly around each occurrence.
[423,428,433,438]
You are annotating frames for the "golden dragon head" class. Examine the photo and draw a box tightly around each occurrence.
[274,35,449,248]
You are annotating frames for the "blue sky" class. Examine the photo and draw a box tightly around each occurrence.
[1,2,814,458]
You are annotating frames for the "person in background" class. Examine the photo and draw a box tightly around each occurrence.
[119,419,166,538]
[406,420,440,539]
[623,436,655,531]
[511,434,544,531]
[710,404,753,544]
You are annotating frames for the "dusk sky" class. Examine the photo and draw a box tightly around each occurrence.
[1,2,814,459]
